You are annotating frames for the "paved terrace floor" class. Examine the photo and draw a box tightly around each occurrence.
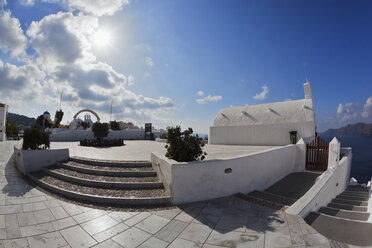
[0,141,342,248]
[50,141,278,161]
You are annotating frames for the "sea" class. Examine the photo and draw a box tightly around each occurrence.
[319,134,372,184]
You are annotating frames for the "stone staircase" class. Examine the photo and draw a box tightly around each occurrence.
[27,157,171,207]
[305,185,372,246]
[235,190,297,210]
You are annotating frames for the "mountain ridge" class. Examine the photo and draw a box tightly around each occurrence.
[324,122,372,136]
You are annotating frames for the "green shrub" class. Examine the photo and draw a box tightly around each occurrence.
[22,127,50,150]
[92,122,109,140]
[165,126,207,162]
[109,121,120,130]
[80,121,90,130]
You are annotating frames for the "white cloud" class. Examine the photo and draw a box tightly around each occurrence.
[144,72,151,78]
[362,97,372,118]
[196,95,222,104]
[145,56,154,67]
[69,0,129,16]
[0,10,28,57]
[128,75,135,86]
[197,90,204,96]
[337,102,358,122]
[253,85,269,100]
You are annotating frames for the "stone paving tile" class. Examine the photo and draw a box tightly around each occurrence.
[5,214,22,239]
[192,213,220,227]
[151,208,181,220]
[303,233,330,247]
[92,223,129,243]
[0,215,5,228]
[44,199,60,208]
[137,236,169,248]
[50,206,69,220]
[60,225,97,248]
[124,212,151,226]
[202,244,225,248]
[264,227,292,248]
[135,214,170,234]
[91,239,123,248]
[112,227,151,248]
[0,205,23,215]
[22,202,46,213]
[3,237,29,248]
[154,219,189,242]
[179,222,212,244]
[20,222,54,237]
[33,209,55,224]
[17,212,37,227]
[72,209,106,224]
[174,211,195,223]
[5,196,46,205]
[207,230,264,248]
[108,211,133,222]
[168,237,201,248]
[51,217,77,231]
[27,231,67,248]
[81,215,119,236]
[59,202,84,216]
[300,223,318,235]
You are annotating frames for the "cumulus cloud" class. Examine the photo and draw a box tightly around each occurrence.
[362,97,372,118]
[0,10,28,57]
[197,90,204,96]
[337,102,358,122]
[145,56,154,67]
[196,95,222,104]
[253,85,269,100]
[69,0,129,16]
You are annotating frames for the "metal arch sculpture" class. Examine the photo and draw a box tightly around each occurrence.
[73,109,100,122]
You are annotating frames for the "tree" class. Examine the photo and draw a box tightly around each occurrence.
[80,122,90,130]
[36,115,52,129]
[6,114,20,137]
[165,126,207,162]
[92,122,109,140]
[109,121,120,130]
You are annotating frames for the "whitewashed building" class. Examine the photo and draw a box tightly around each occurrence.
[209,82,316,146]
[0,103,8,141]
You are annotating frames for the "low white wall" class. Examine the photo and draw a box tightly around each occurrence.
[209,121,315,146]
[14,146,69,175]
[152,145,301,204]
[286,147,352,218]
[50,129,163,141]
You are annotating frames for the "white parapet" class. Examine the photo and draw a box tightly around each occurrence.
[328,137,341,170]
[0,103,8,141]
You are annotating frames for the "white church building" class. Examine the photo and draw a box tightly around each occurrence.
[209,82,316,146]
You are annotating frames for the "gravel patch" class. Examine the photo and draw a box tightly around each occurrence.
[60,161,154,172]
[48,166,159,182]
[33,172,170,198]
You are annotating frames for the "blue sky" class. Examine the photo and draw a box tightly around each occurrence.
[0,0,371,133]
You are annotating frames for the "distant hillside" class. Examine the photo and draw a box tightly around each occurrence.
[8,113,36,129]
[324,122,372,136]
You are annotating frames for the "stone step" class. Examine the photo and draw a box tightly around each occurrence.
[331,198,368,207]
[345,186,369,193]
[342,191,370,197]
[58,162,157,177]
[318,206,370,221]
[336,194,369,202]
[70,157,152,168]
[43,167,164,190]
[28,172,171,206]
[234,193,286,210]
[305,212,372,246]
[247,190,297,206]
[327,202,368,212]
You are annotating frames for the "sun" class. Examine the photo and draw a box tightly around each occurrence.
[92,29,112,48]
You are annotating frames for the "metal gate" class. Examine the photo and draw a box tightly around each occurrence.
[306,136,329,171]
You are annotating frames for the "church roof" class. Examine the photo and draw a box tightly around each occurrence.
[213,98,315,127]
[43,111,50,115]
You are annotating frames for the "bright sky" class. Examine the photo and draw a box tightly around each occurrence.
[0,0,371,133]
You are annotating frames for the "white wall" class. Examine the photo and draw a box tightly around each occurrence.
[152,145,303,204]
[209,121,315,146]
[14,146,69,175]
[50,129,163,141]
[0,104,8,141]
[286,146,352,218]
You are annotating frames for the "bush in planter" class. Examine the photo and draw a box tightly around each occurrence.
[22,127,50,150]
[92,122,109,140]
[165,126,207,162]
[80,121,90,130]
